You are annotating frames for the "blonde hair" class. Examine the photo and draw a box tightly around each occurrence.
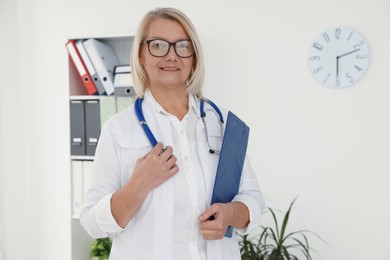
[131,7,205,98]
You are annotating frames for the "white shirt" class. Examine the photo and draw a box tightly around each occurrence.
[80,89,265,260]
[152,93,207,260]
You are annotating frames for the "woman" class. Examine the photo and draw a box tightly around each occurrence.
[80,7,264,260]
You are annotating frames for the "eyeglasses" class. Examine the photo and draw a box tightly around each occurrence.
[142,39,194,58]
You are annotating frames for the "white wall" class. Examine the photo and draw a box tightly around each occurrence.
[0,0,27,259]
[1,0,390,259]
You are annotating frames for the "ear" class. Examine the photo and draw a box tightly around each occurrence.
[191,56,196,71]
[139,45,146,65]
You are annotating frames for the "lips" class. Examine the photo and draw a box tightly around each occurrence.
[160,66,179,71]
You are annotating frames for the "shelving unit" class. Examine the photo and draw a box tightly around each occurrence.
[68,35,135,260]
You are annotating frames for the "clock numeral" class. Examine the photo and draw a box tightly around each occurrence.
[353,40,365,49]
[313,42,323,51]
[322,32,331,43]
[335,77,340,87]
[335,28,341,40]
[346,73,354,83]
[309,56,321,61]
[347,31,354,41]
[356,54,368,59]
[312,66,323,74]
[354,65,363,72]
[323,73,330,83]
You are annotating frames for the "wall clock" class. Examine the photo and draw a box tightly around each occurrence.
[307,26,370,89]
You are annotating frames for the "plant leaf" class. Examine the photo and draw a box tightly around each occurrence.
[268,207,280,241]
[279,198,298,245]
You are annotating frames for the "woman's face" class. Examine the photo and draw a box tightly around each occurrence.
[140,18,194,91]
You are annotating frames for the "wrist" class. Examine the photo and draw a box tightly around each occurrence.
[229,202,249,228]
[125,178,149,200]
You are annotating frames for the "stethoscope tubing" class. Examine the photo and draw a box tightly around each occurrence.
[135,97,224,153]
[135,98,158,147]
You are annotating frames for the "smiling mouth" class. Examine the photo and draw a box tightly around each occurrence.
[161,67,179,71]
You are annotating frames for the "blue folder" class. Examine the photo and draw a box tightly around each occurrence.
[210,111,250,237]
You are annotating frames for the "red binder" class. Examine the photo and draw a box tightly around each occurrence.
[65,40,97,95]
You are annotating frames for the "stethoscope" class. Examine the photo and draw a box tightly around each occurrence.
[135,97,224,154]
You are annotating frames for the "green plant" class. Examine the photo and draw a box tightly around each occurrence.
[90,237,112,260]
[239,198,323,260]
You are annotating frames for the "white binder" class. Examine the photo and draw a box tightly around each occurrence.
[83,38,120,95]
[82,161,94,198]
[76,39,106,95]
[71,160,83,218]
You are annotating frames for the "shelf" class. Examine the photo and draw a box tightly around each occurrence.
[68,34,134,260]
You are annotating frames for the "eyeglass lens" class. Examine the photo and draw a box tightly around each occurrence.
[146,39,194,58]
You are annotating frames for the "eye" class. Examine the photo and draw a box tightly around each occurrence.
[150,40,167,49]
[176,41,191,49]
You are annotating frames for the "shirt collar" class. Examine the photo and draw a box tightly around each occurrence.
[188,94,199,117]
[144,88,164,114]
[144,88,200,118]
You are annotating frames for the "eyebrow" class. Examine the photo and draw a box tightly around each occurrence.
[147,37,191,42]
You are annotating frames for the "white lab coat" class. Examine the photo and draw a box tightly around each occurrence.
[80,94,265,260]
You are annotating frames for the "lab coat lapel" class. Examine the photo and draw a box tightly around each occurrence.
[196,117,218,206]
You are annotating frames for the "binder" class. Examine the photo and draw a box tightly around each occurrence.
[114,64,131,74]
[114,73,133,87]
[71,160,83,218]
[116,96,134,112]
[65,40,97,95]
[82,160,94,197]
[70,100,86,155]
[84,100,101,156]
[76,39,106,95]
[83,39,120,96]
[113,65,135,97]
[114,86,136,97]
[210,111,250,238]
[99,97,117,127]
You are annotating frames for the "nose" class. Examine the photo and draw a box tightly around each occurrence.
[164,44,178,61]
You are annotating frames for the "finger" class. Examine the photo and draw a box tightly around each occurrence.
[150,142,164,156]
[158,147,167,156]
[136,152,149,163]
[168,163,179,175]
[160,146,173,160]
[199,205,218,222]
[199,219,218,230]
[165,153,177,167]
[200,229,224,240]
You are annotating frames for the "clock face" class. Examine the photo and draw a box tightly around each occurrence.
[307,27,370,88]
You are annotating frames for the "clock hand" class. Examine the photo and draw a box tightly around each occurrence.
[336,48,360,77]
[337,48,360,59]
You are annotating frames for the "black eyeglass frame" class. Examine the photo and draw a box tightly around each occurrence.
[142,39,195,58]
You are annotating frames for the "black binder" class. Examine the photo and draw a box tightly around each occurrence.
[70,100,86,155]
[85,100,101,156]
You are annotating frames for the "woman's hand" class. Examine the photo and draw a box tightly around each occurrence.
[130,142,179,195]
[111,143,179,228]
[198,203,234,240]
[198,202,250,240]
